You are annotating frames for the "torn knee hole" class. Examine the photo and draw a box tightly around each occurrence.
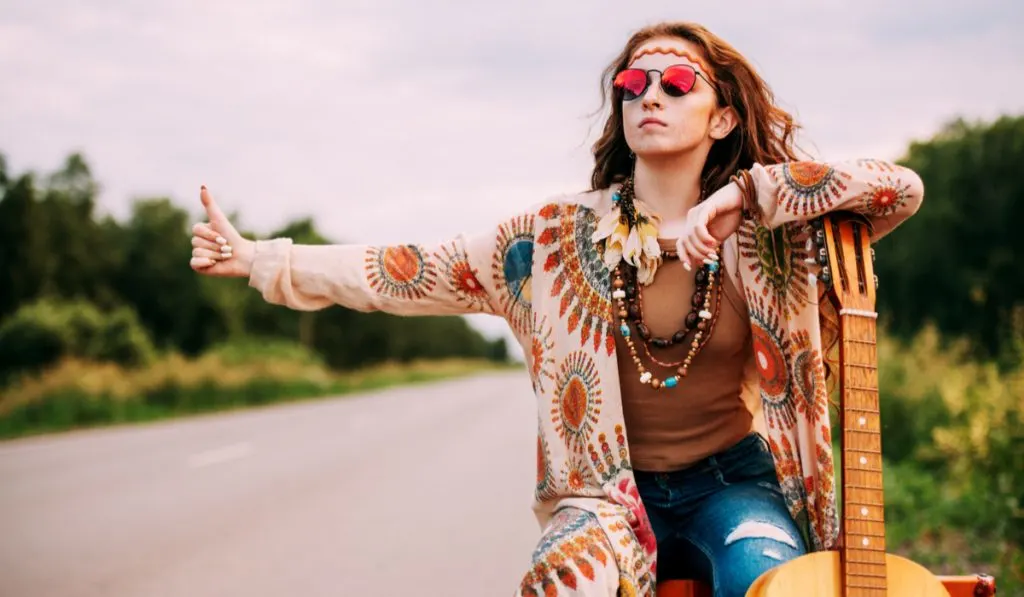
[723,521,798,549]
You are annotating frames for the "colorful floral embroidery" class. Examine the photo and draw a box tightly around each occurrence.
[855,158,896,172]
[736,220,814,319]
[747,290,795,430]
[606,476,657,559]
[552,351,602,454]
[790,330,827,422]
[529,314,556,394]
[536,425,559,502]
[770,161,852,216]
[812,440,839,549]
[519,508,613,597]
[434,241,489,311]
[494,214,536,336]
[769,433,810,532]
[587,424,632,484]
[562,453,596,492]
[537,204,615,355]
[861,176,911,216]
[365,245,437,300]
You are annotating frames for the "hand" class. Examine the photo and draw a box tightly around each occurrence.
[675,184,744,271]
[190,186,255,277]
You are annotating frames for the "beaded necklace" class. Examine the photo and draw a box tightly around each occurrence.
[606,178,723,391]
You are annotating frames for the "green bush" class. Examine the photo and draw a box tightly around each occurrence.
[0,299,155,383]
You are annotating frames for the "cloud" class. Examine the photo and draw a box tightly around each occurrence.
[2,0,1022,358]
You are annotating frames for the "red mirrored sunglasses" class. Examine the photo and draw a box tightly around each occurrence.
[613,64,714,101]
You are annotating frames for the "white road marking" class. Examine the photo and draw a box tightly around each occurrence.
[187,442,252,468]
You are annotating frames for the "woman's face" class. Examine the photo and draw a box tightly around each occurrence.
[619,37,732,160]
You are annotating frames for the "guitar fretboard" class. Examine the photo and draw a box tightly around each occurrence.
[840,310,888,596]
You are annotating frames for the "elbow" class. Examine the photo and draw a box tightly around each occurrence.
[899,165,925,217]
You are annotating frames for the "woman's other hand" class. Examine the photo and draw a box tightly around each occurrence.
[190,186,255,277]
[675,184,743,271]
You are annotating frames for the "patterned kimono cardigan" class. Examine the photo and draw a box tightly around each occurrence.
[249,159,923,595]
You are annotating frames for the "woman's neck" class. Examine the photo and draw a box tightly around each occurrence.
[632,152,704,225]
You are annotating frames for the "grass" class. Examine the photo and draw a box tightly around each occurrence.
[0,347,522,440]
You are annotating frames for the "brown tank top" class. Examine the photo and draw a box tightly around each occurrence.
[616,237,758,472]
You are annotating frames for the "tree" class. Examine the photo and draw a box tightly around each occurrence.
[876,115,1024,363]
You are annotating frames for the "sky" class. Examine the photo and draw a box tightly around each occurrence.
[3,0,1022,358]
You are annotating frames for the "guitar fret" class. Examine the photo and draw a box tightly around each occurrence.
[844,466,883,472]
[845,338,877,345]
[846,571,888,579]
[844,363,878,371]
[844,384,879,393]
[844,483,883,491]
[844,429,879,435]
[845,500,885,507]
[845,557,887,565]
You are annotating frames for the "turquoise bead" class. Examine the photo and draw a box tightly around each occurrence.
[620,324,630,337]
[708,261,720,273]
[612,192,621,203]
[664,376,678,388]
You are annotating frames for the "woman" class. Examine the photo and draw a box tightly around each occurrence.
[190,21,923,597]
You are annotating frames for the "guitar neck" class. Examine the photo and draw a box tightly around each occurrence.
[839,309,888,595]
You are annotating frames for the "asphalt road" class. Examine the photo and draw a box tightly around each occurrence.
[0,371,542,597]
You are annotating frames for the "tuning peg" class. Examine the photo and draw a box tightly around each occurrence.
[818,248,829,265]
[805,237,814,252]
[821,266,832,286]
[815,229,825,244]
[874,275,879,289]
[870,248,876,261]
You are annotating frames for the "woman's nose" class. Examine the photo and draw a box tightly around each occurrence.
[641,73,663,109]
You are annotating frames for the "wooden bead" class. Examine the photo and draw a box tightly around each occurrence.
[636,323,650,340]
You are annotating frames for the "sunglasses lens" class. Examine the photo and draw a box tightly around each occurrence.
[614,69,648,100]
[661,66,697,96]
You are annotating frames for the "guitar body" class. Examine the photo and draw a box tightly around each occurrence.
[745,552,949,596]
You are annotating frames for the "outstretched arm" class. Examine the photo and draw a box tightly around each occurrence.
[190,187,536,320]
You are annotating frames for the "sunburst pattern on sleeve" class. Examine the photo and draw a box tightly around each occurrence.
[537,203,615,355]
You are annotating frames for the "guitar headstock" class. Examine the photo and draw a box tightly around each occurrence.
[812,213,877,312]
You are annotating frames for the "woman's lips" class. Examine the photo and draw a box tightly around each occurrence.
[639,118,667,128]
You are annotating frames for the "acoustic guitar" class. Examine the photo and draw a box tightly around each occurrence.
[744,214,949,596]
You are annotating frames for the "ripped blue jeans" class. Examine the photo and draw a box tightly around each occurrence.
[634,432,807,597]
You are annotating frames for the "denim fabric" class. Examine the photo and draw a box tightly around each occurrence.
[634,432,807,597]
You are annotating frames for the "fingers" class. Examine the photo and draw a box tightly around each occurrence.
[678,235,702,271]
[191,222,234,268]
[200,185,228,223]
[191,247,232,262]
[676,233,719,272]
[190,256,218,270]
[693,225,719,259]
[191,236,222,252]
[192,222,225,244]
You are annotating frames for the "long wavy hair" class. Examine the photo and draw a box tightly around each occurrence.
[590,21,805,194]
[590,22,843,395]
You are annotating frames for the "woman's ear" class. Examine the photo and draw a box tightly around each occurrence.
[709,106,739,140]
